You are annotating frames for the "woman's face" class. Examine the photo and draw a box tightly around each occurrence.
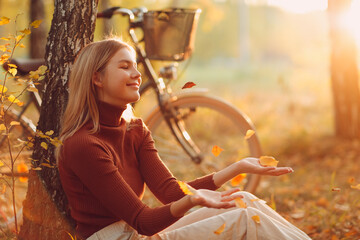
[96,47,141,107]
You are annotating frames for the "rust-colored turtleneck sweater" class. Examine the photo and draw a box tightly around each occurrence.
[58,102,218,239]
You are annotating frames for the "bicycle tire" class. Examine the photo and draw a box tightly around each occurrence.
[0,108,35,231]
[144,92,262,193]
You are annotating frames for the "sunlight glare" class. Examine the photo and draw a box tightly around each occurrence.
[267,0,328,14]
[340,0,360,45]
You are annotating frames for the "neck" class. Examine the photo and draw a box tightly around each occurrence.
[98,101,127,127]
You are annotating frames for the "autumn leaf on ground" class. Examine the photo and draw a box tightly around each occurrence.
[17,162,29,183]
[178,181,194,195]
[235,197,247,208]
[348,177,355,184]
[259,156,279,167]
[212,145,224,157]
[214,223,225,235]
[350,184,360,190]
[182,82,196,89]
[231,173,247,186]
[331,187,341,192]
[251,215,260,224]
[244,129,255,140]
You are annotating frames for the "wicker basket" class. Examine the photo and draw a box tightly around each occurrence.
[143,8,201,61]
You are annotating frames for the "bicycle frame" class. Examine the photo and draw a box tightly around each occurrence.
[106,7,204,163]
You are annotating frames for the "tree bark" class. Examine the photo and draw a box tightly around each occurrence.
[19,0,99,239]
[30,0,47,58]
[328,0,360,138]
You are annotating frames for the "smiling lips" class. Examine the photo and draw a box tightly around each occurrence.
[127,82,140,89]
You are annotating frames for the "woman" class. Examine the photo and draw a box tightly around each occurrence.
[57,38,310,240]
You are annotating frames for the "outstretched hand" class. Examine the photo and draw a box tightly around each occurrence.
[237,157,293,176]
[190,188,240,209]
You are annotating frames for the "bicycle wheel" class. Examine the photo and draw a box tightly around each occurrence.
[0,108,35,231]
[144,93,262,193]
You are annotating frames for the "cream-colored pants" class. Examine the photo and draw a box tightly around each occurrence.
[87,191,311,240]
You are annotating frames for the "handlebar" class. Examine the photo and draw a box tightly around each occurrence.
[97,6,148,24]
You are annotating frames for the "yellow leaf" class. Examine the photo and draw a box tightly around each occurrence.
[20,28,31,35]
[8,67,17,76]
[40,162,55,168]
[15,35,24,42]
[0,37,10,41]
[26,142,34,148]
[244,129,255,140]
[27,86,38,92]
[0,45,6,52]
[252,215,260,224]
[37,65,48,74]
[0,85,7,93]
[259,156,279,167]
[350,184,360,190]
[212,145,224,157]
[230,173,247,186]
[178,181,194,195]
[19,44,25,48]
[250,198,261,202]
[45,130,54,136]
[32,167,42,171]
[235,197,247,208]
[0,17,10,25]
[30,19,42,28]
[0,160,4,167]
[7,63,17,68]
[214,223,225,235]
[8,94,20,104]
[40,142,48,150]
[10,121,20,126]
[0,124,6,131]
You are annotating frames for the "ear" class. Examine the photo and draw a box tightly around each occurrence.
[92,72,103,88]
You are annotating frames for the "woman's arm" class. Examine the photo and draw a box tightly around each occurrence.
[213,157,294,188]
[170,188,239,217]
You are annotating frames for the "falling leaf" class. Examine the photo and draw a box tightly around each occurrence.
[230,173,247,186]
[40,142,48,150]
[182,82,196,89]
[331,187,341,192]
[17,162,29,183]
[30,19,42,28]
[259,156,279,167]
[45,130,54,136]
[19,44,25,48]
[10,121,20,126]
[0,17,10,25]
[244,129,255,140]
[214,223,225,235]
[350,184,360,190]
[212,145,224,157]
[252,215,260,224]
[178,181,194,195]
[235,197,247,208]
[348,177,355,184]
[0,124,6,131]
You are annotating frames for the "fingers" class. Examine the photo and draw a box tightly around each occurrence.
[220,188,240,197]
[266,167,294,176]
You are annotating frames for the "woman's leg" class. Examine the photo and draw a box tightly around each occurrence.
[155,191,310,240]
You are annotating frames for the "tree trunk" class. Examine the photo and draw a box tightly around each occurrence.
[19,0,99,239]
[29,0,47,58]
[328,0,360,138]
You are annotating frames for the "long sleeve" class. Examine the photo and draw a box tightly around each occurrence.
[60,133,180,237]
[138,124,218,204]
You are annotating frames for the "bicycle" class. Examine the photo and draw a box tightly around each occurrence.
[0,5,263,227]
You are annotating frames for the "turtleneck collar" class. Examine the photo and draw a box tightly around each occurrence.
[98,101,127,127]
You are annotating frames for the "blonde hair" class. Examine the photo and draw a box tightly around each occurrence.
[56,38,135,161]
